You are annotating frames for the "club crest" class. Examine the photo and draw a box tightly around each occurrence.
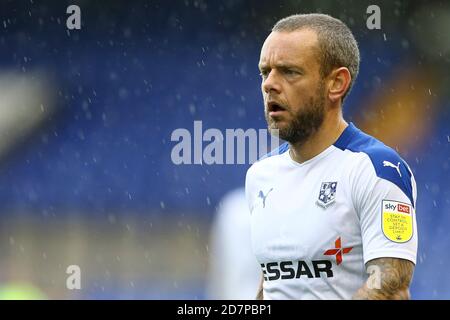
[317,182,338,208]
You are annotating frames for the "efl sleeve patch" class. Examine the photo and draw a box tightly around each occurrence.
[382,200,413,243]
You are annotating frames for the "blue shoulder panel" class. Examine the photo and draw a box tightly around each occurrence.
[334,123,414,207]
[259,142,289,161]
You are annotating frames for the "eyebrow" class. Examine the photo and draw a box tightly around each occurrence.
[258,63,305,73]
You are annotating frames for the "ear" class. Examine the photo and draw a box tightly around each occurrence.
[327,67,351,103]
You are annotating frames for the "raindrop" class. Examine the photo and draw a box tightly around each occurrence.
[108,214,116,224]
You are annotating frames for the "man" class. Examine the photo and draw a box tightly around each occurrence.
[245,14,417,300]
[206,188,261,299]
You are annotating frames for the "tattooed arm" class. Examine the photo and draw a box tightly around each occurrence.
[353,257,415,300]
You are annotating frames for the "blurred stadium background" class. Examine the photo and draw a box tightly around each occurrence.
[0,0,448,299]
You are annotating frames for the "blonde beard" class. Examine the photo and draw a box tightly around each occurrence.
[266,83,326,145]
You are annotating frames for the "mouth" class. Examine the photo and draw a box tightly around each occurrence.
[267,101,287,117]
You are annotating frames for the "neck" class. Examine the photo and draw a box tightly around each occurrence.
[289,112,348,164]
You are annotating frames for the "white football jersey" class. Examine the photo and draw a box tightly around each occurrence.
[245,122,418,300]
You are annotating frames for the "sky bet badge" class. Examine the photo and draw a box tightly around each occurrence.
[382,200,413,243]
[316,182,337,208]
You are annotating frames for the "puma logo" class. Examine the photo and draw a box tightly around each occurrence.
[383,160,402,177]
[258,188,273,208]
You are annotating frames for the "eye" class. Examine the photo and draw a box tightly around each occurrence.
[283,69,299,76]
[259,69,270,78]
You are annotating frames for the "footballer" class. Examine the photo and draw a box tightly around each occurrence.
[245,14,418,300]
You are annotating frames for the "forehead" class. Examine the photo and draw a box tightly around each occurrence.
[259,29,320,67]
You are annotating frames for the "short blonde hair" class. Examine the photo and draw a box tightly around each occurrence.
[273,13,360,100]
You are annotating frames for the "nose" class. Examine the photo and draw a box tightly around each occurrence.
[262,70,282,94]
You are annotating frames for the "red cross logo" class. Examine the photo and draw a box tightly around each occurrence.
[323,237,353,265]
